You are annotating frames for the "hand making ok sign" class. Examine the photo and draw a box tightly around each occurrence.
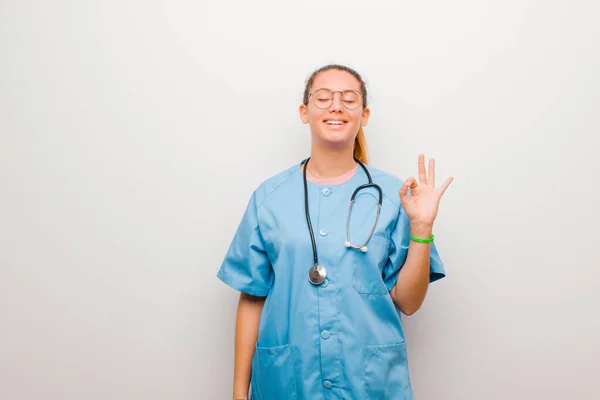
[399,153,454,227]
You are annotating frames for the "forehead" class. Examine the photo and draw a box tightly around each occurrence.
[311,69,361,92]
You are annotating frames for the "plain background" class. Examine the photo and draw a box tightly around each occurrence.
[1,0,599,399]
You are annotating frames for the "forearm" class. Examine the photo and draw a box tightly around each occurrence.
[390,223,432,315]
[233,293,265,398]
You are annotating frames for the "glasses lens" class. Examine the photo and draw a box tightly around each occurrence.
[312,89,333,109]
[342,91,361,110]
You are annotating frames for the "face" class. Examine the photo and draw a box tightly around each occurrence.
[299,69,370,148]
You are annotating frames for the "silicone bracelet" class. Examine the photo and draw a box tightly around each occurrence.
[410,233,434,243]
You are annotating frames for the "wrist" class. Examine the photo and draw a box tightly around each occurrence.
[409,221,433,238]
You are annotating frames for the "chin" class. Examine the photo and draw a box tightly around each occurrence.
[315,133,354,148]
[314,123,353,140]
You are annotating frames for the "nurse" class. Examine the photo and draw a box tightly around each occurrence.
[217,64,453,400]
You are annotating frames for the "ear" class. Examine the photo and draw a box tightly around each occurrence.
[299,104,309,124]
[360,107,371,127]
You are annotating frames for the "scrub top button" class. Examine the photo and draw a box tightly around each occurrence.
[321,188,331,196]
[321,330,330,340]
[323,380,333,389]
[319,229,328,237]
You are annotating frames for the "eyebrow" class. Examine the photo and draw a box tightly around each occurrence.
[313,88,360,92]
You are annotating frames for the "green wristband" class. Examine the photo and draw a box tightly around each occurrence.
[410,233,435,243]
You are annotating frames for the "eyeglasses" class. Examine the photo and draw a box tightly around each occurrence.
[308,88,363,110]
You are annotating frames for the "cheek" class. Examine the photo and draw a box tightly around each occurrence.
[307,112,326,128]
[308,108,324,120]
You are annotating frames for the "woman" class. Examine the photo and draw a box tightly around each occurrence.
[217,64,453,400]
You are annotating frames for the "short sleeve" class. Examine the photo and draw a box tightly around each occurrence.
[216,191,274,296]
[382,205,446,292]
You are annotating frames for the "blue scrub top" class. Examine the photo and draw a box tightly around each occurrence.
[217,162,445,400]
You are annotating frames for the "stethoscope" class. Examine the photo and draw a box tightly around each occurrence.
[302,157,383,286]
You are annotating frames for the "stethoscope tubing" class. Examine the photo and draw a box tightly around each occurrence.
[301,157,383,265]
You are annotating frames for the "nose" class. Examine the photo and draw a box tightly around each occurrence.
[328,91,344,112]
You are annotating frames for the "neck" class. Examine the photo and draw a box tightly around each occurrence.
[304,145,358,180]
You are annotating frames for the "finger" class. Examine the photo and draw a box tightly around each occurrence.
[418,153,427,185]
[399,181,409,203]
[399,178,417,202]
[406,177,419,197]
[409,177,419,189]
[437,176,454,197]
[429,157,435,187]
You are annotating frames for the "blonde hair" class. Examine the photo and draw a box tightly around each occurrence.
[303,64,369,165]
[354,127,368,164]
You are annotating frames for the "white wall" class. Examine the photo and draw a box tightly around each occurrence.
[1,0,599,399]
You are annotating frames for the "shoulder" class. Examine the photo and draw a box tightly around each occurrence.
[252,163,302,207]
[363,164,405,209]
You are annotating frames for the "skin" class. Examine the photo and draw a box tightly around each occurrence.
[298,69,371,179]
[232,68,453,398]
[393,154,453,315]
[232,293,264,398]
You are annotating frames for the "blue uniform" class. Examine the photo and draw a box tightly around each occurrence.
[217,162,445,400]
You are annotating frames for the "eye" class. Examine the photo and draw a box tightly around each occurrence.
[342,91,360,103]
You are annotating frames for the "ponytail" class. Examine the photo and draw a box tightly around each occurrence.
[353,127,368,164]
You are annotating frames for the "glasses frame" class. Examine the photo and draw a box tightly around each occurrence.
[308,88,364,110]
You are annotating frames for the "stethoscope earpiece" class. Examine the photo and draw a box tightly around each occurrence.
[345,241,368,252]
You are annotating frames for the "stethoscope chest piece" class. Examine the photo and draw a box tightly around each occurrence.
[308,264,326,285]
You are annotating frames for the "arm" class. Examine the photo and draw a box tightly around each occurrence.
[233,293,266,399]
[391,154,453,315]
[390,222,432,316]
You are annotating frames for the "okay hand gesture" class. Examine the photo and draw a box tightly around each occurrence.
[399,154,453,227]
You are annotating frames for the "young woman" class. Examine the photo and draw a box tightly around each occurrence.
[217,64,453,400]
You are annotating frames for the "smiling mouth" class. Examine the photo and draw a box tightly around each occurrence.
[324,120,347,125]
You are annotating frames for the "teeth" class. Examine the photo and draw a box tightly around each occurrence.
[326,120,344,125]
